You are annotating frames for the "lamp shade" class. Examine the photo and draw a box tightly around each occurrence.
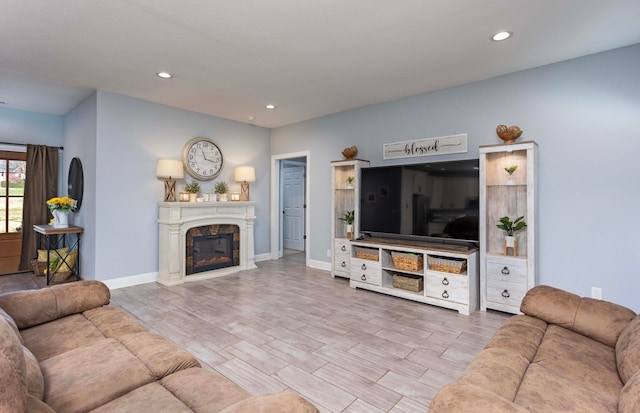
[234,166,256,182]
[156,159,184,179]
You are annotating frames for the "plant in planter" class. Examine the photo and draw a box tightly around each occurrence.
[346,176,355,188]
[504,165,518,184]
[497,216,527,255]
[185,181,200,202]
[339,210,355,239]
[214,181,229,202]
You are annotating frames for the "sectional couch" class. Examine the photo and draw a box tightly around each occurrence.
[0,281,318,413]
[429,285,640,412]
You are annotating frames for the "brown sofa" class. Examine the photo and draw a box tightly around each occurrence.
[0,281,319,413]
[429,285,640,412]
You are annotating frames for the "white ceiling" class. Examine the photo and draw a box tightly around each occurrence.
[1,1,639,128]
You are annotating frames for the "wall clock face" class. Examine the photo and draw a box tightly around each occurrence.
[182,137,223,181]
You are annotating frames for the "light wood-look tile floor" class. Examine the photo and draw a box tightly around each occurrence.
[110,251,509,413]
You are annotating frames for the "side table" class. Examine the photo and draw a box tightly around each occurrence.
[33,225,83,285]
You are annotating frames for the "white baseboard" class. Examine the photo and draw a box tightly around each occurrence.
[100,256,328,290]
[308,259,331,272]
[254,253,271,262]
[101,272,158,290]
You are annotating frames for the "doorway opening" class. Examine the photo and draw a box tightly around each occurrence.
[270,151,310,265]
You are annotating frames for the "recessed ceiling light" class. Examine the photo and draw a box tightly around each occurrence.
[491,31,512,41]
[157,72,173,79]
[265,104,276,109]
[248,116,256,121]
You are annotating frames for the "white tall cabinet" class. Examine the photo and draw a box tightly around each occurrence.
[331,159,369,278]
[480,141,538,314]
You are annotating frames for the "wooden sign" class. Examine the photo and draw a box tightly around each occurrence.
[383,133,467,160]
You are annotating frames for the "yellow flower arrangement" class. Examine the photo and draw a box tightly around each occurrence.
[46,197,78,212]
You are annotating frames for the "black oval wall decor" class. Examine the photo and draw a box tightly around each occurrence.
[67,157,84,212]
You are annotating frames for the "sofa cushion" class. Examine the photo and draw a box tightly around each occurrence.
[616,315,640,383]
[0,315,26,413]
[0,280,110,329]
[514,363,619,413]
[117,332,200,379]
[20,314,106,361]
[83,306,148,338]
[160,368,250,412]
[484,315,547,362]
[455,348,530,401]
[40,338,155,413]
[22,345,44,400]
[619,371,640,413]
[521,285,635,347]
[572,297,636,347]
[532,325,622,397]
[220,392,320,413]
[89,382,193,413]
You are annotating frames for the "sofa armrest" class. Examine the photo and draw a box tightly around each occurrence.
[520,285,636,347]
[0,281,110,329]
[220,393,319,413]
[429,383,530,413]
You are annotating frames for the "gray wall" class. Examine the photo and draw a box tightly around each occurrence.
[0,107,63,146]
[271,44,640,311]
[90,92,271,280]
[63,93,98,278]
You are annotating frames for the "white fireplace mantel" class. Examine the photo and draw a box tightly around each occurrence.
[157,201,257,286]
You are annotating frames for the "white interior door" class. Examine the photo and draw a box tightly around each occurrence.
[282,166,305,251]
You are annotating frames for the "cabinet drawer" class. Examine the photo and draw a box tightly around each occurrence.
[486,280,527,307]
[426,273,468,304]
[334,239,350,254]
[350,258,380,285]
[333,252,351,272]
[486,258,528,285]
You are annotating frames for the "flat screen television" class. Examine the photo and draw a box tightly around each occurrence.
[359,159,480,244]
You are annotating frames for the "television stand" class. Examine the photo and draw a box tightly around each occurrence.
[348,237,479,315]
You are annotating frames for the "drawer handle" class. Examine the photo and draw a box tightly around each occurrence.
[361,274,367,281]
[361,263,367,270]
[442,277,449,286]
[341,261,346,268]
[502,289,510,298]
[442,290,449,299]
[501,266,510,275]
[341,245,347,252]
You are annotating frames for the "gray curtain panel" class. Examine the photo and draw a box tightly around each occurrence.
[19,145,58,270]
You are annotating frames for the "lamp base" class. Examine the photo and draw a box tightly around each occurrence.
[240,182,250,201]
[164,179,177,202]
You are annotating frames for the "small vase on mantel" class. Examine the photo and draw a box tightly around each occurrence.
[52,210,70,228]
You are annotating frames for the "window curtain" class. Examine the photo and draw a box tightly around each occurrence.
[19,145,58,270]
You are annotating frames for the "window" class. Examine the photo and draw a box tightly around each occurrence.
[0,151,27,234]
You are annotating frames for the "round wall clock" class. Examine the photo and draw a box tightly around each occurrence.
[181,137,224,181]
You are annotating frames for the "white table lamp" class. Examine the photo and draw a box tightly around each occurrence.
[156,159,184,202]
[234,166,256,201]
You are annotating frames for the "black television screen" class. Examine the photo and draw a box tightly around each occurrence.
[359,159,480,243]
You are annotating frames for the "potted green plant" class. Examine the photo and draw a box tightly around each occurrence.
[346,176,355,189]
[185,181,200,202]
[214,181,229,202]
[339,210,355,239]
[504,165,518,185]
[497,216,527,255]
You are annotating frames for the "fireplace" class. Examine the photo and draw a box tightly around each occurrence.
[186,225,239,275]
[157,202,256,286]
